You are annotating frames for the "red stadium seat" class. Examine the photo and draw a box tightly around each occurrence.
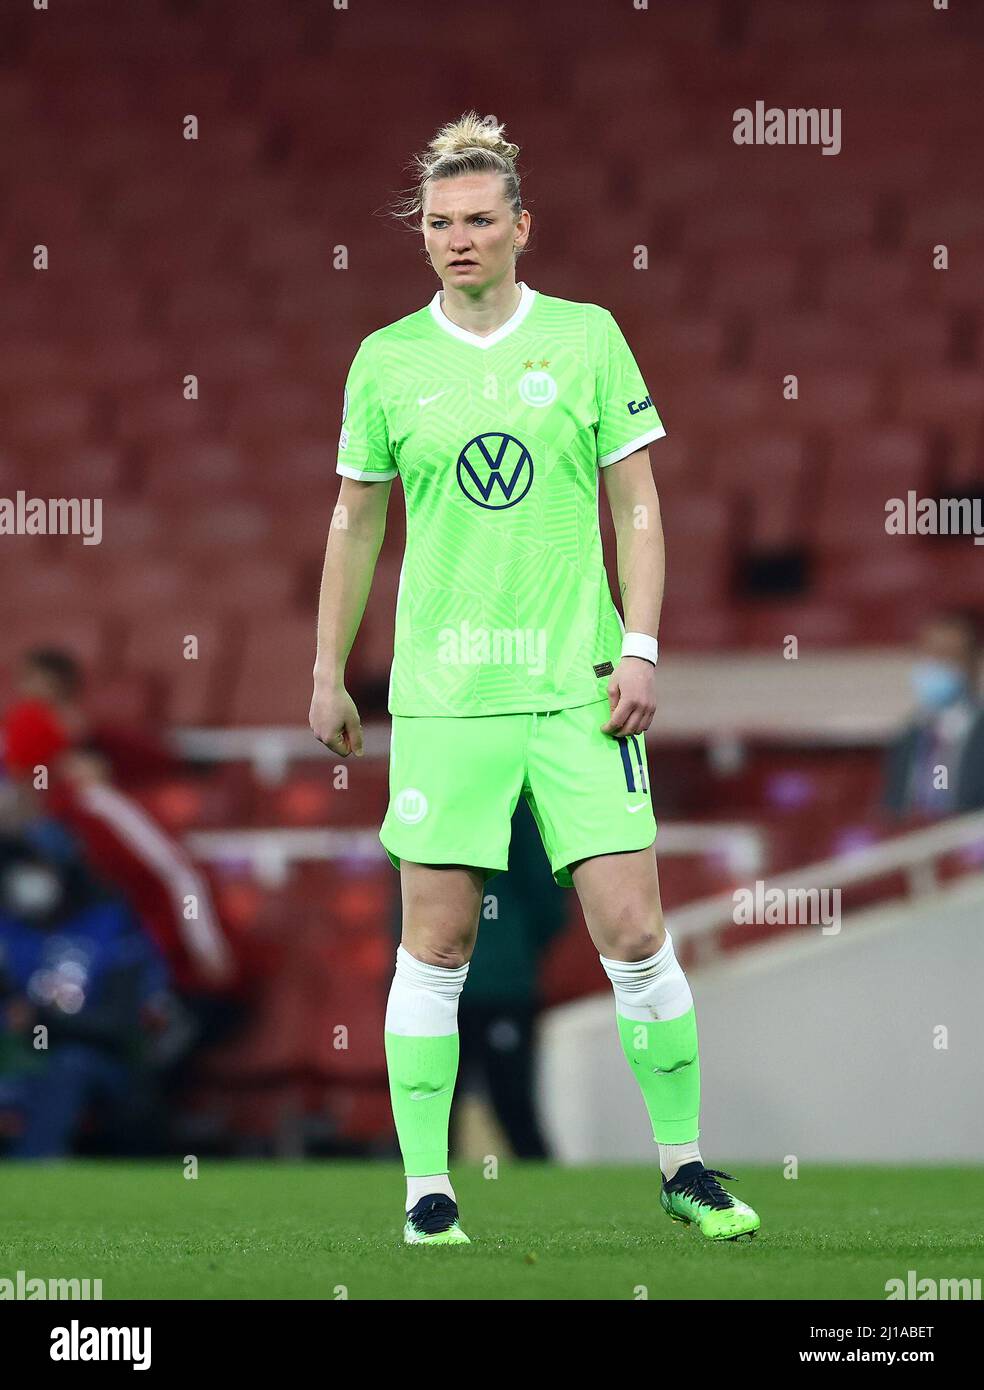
[895,370,984,427]
[230,617,319,725]
[124,614,234,725]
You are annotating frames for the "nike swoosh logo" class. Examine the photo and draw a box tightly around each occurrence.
[409,1087,451,1101]
[625,803,648,814]
[417,391,448,408]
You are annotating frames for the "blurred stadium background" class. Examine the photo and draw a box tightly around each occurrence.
[1,0,982,1171]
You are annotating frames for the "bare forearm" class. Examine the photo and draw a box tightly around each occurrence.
[313,514,385,685]
[615,496,665,637]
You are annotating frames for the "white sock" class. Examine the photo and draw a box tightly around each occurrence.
[406,1174,456,1212]
[385,943,469,1035]
[598,930,694,1022]
[658,1139,703,1183]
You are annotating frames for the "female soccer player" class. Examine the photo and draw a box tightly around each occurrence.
[310,112,760,1245]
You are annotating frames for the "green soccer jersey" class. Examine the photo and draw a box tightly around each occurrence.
[336,281,665,716]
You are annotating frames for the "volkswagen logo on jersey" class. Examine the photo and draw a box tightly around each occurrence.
[456,432,534,510]
[518,369,557,408]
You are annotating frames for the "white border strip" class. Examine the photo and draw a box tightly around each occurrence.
[336,463,398,481]
[599,424,667,467]
[428,281,536,349]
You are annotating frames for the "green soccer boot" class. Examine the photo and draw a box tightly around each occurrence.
[660,1162,760,1241]
[403,1194,471,1246]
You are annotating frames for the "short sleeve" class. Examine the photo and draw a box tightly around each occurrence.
[594,310,666,467]
[336,338,398,481]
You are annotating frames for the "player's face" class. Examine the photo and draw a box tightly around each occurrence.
[422,173,528,292]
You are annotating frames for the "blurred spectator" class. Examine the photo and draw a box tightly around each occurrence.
[49,748,251,1105]
[2,691,249,1121]
[883,610,984,819]
[3,647,183,792]
[0,834,171,1158]
[1,698,239,996]
[49,748,239,997]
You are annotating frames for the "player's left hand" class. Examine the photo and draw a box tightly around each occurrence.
[600,656,657,737]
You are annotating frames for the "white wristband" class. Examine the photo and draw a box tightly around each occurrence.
[621,631,659,666]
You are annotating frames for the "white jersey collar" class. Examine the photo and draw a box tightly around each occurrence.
[428,281,536,349]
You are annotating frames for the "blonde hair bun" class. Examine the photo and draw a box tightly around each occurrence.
[425,111,520,166]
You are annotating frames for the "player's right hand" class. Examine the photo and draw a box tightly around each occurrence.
[309,682,364,757]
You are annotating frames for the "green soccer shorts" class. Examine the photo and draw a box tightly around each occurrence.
[379,698,658,888]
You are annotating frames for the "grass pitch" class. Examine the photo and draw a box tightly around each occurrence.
[2,1161,980,1300]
